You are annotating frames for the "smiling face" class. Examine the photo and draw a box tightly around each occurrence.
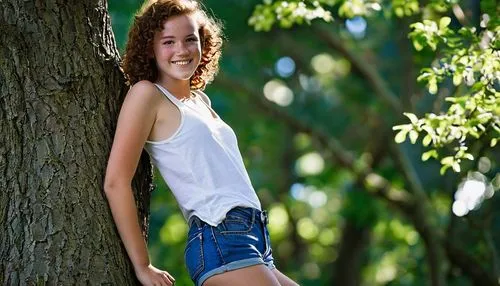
[152,13,202,89]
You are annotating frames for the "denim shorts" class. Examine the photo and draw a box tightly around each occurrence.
[184,207,276,286]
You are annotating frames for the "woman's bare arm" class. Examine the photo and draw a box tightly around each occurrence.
[104,81,174,285]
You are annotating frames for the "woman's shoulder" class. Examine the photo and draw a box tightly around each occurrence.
[124,80,163,104]
[121,80,163,112]
[128,80,159,97]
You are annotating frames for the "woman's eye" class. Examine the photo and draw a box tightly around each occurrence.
[187,37,198,42]
[163,40,174,45]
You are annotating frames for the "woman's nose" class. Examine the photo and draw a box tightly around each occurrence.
[176,42,189,55]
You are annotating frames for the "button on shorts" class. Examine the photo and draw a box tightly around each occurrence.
[184,207,276,286]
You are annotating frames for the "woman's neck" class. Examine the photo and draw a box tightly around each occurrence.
[156,78,191,100]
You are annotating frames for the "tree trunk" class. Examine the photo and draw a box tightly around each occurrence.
[0,0,152,284]
[333,220,371,286]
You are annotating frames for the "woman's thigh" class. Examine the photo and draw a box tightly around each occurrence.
[203,264,280,286]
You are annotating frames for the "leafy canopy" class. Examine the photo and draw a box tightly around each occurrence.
[249,0,500,174]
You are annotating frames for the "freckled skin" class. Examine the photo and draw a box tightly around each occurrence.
[152,14,202,97]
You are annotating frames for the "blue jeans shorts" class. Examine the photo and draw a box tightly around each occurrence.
[184,207,276,286]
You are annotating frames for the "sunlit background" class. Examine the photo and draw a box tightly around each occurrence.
[108,0,500,285]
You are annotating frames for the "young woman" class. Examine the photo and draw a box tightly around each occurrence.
[104,1,299,285]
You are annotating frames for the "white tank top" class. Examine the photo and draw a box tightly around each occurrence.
[144,84,261,226]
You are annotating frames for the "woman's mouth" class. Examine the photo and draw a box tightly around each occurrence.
[171,59,192,65]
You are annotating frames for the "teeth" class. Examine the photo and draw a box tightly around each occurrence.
[172,60,190,65]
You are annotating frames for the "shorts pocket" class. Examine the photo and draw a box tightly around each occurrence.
[184,232,204,280]
[219,213,254,235]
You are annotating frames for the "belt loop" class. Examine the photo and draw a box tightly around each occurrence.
[261,210,269,225]
[190,216,202,229]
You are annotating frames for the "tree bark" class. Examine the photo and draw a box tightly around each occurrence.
[0,0,152,284]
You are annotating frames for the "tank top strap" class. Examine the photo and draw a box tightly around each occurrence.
[154,83,182,107]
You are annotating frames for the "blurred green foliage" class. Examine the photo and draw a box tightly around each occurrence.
[109,0,499,285]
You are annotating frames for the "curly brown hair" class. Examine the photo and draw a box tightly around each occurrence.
[122,0,223,89]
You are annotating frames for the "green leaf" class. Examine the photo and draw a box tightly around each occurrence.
[404,112,419,124]
[409,130,419,144]
[439,17,451,30]
[453,73,462,86]
[411,22,424,30]
[441,156,454,165]
[412,36,425,51]
[422,134,432,146]
[463,153,474,160]
[440,165,450,175]
[395,130,408,143]
[429,81,438,94]
[395,7,404,17]
[491,138,498,147]
[428,39,437,51]
[393,124,406,130]
[422,149,437,161]
[452,162,461,172]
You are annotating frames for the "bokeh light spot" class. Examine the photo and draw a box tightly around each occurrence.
[160,214,187,244]
[263,79,294,106]
[405,231,419,245]
[375,264,397,283]
[318,229,336,246]
[311,53,335,74]
[297,217,319,240]
[308,191,327,208]
[302,262,320,279]
[290,184,328,208]
[452,200,468,217]
[478,156,491,173]
[293,133,312,150]
[296,152,325,176]
[268,204,289,240]
[346,16,367,39]
[275,56,296,78]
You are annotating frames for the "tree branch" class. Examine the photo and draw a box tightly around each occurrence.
[214,74,488,286]
[452,4,470,27]
[215,74,413,211]
[445,238,498,285]
[312,25,403,114]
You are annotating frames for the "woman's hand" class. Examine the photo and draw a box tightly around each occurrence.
[135,264,175,286]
